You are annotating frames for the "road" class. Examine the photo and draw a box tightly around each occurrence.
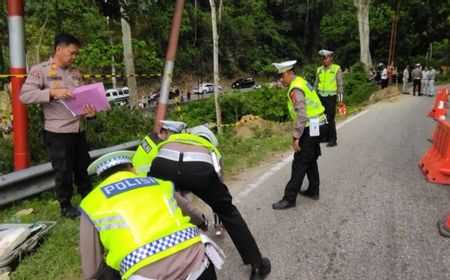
[210,92,450,280]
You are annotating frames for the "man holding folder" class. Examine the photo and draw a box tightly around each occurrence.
[20,33,96,219]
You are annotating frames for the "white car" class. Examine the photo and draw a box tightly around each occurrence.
[105,87,130,105]
[192,83,222,94]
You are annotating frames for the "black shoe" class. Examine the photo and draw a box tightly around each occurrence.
[272,199,296,210]
[299,191,320,200]
[326,141,337,147]
[61,206,80,219]
[250,257,271,280]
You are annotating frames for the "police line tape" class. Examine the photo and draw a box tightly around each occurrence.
[0,73,162,79]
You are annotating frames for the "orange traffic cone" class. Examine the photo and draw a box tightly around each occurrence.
[438,212,450,237]
[434,100,446,120]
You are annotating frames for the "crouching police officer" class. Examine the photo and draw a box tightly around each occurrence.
[148,124,271,280]
[272,60,327,210]
[79,150,222,280]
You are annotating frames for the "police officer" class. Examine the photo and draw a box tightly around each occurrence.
[148,124,271,280]
[20,33,96,219]
[411,63,422,96]
[272,60,327,210]
[132,120,187,176]
[80,150,220,280]
[314,50,343,147]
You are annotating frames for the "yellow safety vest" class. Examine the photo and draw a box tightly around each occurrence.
[80,171,201,279]
[160,133,222,158]
[287,76,325,126]
[131,135,159,176]
[316,64,340,96]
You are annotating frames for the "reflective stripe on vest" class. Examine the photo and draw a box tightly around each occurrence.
[132,135,159,176]
[120,227,199,275]
[159,133,222,159]
[79,171,201,279]
[287,76,326,127]
[317,64,340,96]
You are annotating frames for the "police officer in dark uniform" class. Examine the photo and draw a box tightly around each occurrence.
[148,124,271,280]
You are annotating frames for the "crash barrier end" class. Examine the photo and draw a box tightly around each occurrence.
[437,213,450,237]
[428,88,449,119]
[418,119,450,185]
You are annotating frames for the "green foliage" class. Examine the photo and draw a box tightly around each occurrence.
[85,104,153,149]
[344,63,378,106]
[0,135,13,174]
[173,87,288,127]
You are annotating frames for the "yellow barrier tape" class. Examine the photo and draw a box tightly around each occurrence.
[0,73,162,78]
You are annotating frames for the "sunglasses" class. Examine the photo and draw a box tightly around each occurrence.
[320,56,330,60]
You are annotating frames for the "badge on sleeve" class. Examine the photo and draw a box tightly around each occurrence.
[30,70,41,79]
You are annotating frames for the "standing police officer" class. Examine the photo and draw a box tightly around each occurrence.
[148,125,271,280]
[272,60,327,210]
[20,33,96,218]
[314,50,344,147]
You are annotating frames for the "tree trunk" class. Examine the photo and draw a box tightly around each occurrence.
[36,14,49,65]
[209,0,223,134]
[354,0,373,73]
[120,4,138,107]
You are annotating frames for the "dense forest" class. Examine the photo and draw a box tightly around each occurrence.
[1,0,449,88]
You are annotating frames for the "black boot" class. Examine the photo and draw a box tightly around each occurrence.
[61,204,80,219]
[250,257,271,280]
[272,199,296,210]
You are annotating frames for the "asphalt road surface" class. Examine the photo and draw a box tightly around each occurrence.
[209,91,450,280]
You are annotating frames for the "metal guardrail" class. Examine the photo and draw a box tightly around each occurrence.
[0,140,140,207]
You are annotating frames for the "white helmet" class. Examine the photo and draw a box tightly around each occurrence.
[189,125,219,147]
[160,120,187,133]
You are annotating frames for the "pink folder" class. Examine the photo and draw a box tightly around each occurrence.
[61,83,111,116]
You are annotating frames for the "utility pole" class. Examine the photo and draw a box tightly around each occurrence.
[7,0,30,170]
[154,0,185,132]
[387,1,400,67]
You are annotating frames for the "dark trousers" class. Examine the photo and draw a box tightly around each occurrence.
[197,260,217,280]
[284,125,324,202]
[381,79,388,89]
[319,95,337,143]
[413,79,421,96]
[149,158,262,266]
[44,130,92,208]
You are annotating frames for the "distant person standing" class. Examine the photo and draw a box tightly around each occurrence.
[411,64,422,96]
[402,65,410,93]
[314,49,343,147]
[381,66,388,89]
[20,33,96,219]
[427,66,436,97]
[421,67,429,97]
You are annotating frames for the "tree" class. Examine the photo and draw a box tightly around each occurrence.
[354,0,373,73]
[208,0,223,133]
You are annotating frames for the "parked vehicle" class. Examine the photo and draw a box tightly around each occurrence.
[148,87,179,103]
[192,83,222,94]
[232,77,256,89]
[105,87,130,105]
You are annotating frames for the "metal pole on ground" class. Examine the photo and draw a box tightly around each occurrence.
[7,0,30,170]
[154,0,185,133]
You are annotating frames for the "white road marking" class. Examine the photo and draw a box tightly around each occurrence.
[234,110,370,202]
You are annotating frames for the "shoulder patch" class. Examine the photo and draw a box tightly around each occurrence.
[30,70,41,79]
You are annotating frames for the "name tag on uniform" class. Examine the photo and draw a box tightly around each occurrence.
[309,118,320,137]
